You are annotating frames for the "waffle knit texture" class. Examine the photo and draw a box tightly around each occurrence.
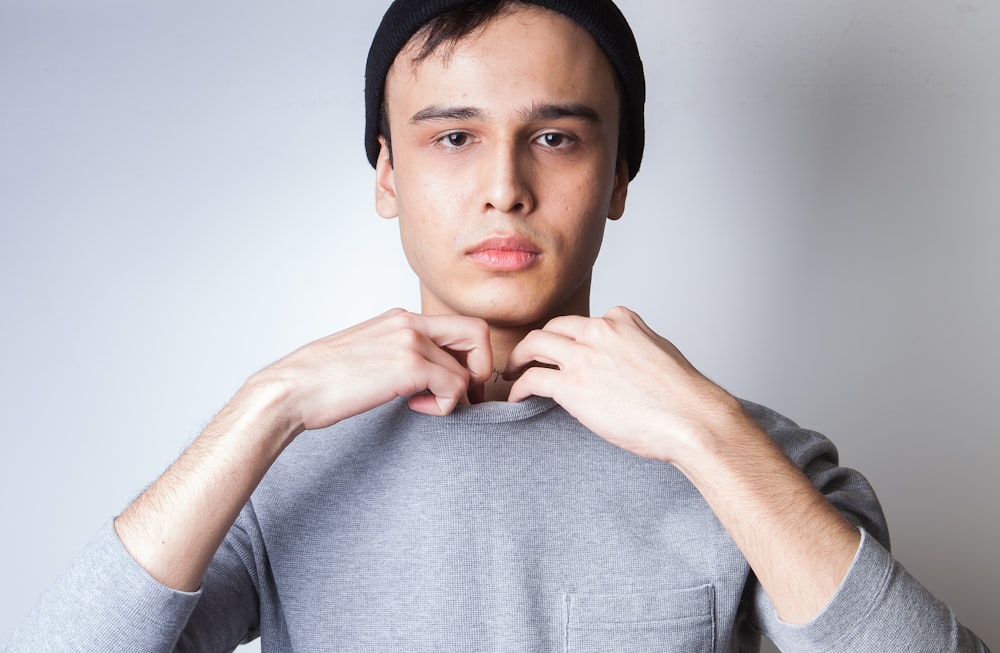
[4,397,990,652]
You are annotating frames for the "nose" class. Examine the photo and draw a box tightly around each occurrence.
[481,142,534,215]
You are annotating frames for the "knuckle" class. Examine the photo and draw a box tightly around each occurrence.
[605,305,632,320]
[587,316,616,338]
[518,366,545,387]
[385,308,418,329]
[398,348,424,369]
[382,307,408,320]
[458,315,491,343]
[543,315,566,330]
[431,375,468,401]
[396,327,425,349]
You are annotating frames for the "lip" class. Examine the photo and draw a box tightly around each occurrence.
[466,235,541,272]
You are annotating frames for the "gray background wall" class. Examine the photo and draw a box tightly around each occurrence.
[1,0,996,650]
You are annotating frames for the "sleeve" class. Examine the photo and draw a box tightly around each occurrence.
[757,530,991,652]
[740,400,991,652]
[3,510,263,653]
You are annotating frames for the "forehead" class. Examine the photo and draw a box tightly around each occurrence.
[385,5,618,108]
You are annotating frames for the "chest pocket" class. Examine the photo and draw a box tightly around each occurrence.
[564,585,716,653]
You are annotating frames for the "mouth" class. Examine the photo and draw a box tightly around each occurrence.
[466,235,541,272]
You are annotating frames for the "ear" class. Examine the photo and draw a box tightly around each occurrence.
[608,158,629,221]
[374,138,399,219]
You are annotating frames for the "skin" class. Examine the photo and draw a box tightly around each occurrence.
[115,5,860,629]
[376,9,626,329]
[375,6,627,401]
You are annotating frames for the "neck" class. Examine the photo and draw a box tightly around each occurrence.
[421,282,593,403]
[477,325,532,403]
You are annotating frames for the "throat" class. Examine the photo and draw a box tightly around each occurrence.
[468,370,516,404]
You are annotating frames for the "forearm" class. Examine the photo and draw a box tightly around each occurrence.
[112,310,493,593]
[505,309,862,622]
[115,376,301,592]
[671,397,861,624]
[761,530,991,652]
[4,523,206,653]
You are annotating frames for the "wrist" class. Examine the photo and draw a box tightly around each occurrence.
[227,371,306,458]
[665,391,755,474]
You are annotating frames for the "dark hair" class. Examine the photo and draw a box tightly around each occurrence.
[378,0,628,169]
[411,0,514,65]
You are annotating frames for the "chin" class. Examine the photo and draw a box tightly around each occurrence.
[424,277,590,326]
[480,313,549,330]
[464,297,577,329]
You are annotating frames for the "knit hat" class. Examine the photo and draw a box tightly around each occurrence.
[364,0,646,180]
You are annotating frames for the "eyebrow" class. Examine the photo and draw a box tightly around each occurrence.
[522,102,602,123]
[408,102,603,125]
[409,106,484,124]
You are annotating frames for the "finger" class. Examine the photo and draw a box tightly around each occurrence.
[408,392,459,416]
[535,314,590,339]
[505,329,575,375]
[405,360,469,416]
[466,378,486,405]
[407,393,455,416]
[543,307,639,340]
[411,338,481,408]
[417,314,494,382]
[507,366,561,403]
[376,324,475,412]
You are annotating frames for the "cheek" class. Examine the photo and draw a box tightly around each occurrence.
[394,180,437,254]
[579,219,609,262]
[396,195,462,275]
[566,163,617,213]
[552,214,608,276]
[568,195,613,267]
[397,215,437,275]
[396,168,468,224]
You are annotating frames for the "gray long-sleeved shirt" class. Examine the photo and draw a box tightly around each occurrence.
[5,397,990,651]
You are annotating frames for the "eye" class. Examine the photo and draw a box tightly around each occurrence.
[536,132,572,148]
[440,132,471,148]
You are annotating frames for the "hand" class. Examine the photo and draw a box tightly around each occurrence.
[253,309,494,432]
[114,308,493,593]
[506,306,743,462]
[509,307,869,625]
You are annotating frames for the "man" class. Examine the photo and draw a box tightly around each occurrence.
[4,0,990,651]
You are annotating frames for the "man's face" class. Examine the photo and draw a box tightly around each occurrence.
[376,6,628,328]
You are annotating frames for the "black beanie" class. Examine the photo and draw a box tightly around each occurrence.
[364,0,646,180]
